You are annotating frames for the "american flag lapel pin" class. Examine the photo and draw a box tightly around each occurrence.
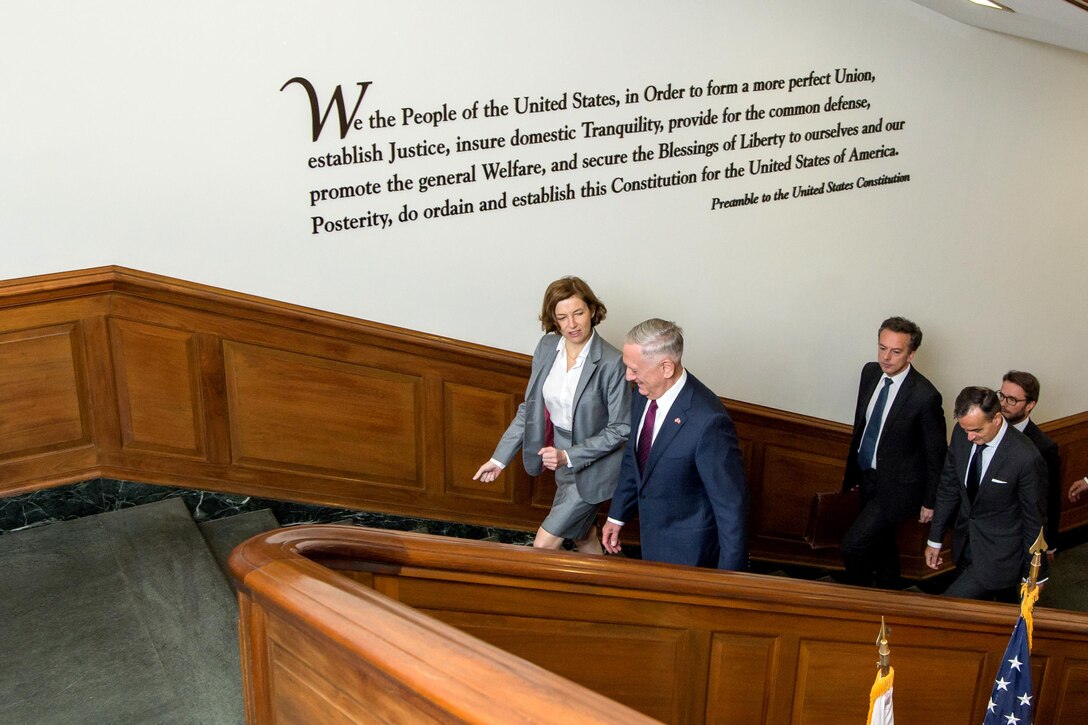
[674,418,681,425]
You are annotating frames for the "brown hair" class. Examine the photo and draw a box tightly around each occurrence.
[1002,370,1040,403]
[539,277,607,333]
[878,316,923,352]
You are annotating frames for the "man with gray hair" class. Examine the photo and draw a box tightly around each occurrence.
[602,319,749,570]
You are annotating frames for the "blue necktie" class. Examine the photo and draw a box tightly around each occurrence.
[858,377,892,471]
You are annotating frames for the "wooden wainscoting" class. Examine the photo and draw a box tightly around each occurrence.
[231,525,1088,724]
[2,266,1088,578]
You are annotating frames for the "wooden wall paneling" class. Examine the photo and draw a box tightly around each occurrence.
[1052,660,1088,723]
[231,526,1088,724]
[1042,413,1088,535]
[222,340,425,486]
[706,632,780,724]
[108,317,207,459]
[442,381,520,504]
[0,322,91,460]
[756,445,846,545]
[264,610,447,724]
[194,333,231,466]
[0,315,100,495]
[428,610,687,723]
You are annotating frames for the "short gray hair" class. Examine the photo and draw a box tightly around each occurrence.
[626,318,683,362]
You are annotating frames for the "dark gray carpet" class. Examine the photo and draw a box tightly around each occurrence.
[1039,544,1088,612]
[0,498,243,724]
[198,508,280,588]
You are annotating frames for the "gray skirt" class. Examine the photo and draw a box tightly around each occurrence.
[539,424,600,540]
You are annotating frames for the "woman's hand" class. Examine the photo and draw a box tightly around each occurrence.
[538,447,567,471]
[473,461,503,483]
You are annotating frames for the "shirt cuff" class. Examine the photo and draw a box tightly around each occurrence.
[607,517,625,526]
[489,458,505,469]
[564,450,574,469]
[926,540,942,549]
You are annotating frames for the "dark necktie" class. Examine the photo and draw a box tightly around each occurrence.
[637,400,658,474]
[543,407,554,448]
[966,443,986,503]
[858,377,893,471]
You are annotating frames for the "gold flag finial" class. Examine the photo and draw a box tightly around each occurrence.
[1026,527,1047,592]
[876,617,890,676]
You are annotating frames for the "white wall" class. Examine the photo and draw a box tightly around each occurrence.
[3,0,1086,423]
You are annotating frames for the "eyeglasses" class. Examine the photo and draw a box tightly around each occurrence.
[997,391,1028,406]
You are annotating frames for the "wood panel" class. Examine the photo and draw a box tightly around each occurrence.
[232,546,656,724]
[223,341,424,487]
[442,381,519,503]
[3,266,1088,577]
[0,322,91,460]
[109,317,206,458]
[231,525,1088,725]
[706,633,779,724]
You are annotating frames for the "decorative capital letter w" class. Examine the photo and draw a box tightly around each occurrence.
[280,78,372,142]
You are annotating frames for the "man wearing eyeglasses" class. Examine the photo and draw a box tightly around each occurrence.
[999,371,1061,559]
[841,316,947,588]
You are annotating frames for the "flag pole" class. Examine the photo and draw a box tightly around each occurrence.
[866,618,894,724]
[876,617,890,678]
[1020,527,1046,649]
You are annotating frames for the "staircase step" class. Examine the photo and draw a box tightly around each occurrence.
[198,508,280,586]
[0,497,243,724]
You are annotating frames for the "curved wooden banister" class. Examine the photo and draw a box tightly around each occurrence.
[230,526,658,724]
[231,526,1088,723]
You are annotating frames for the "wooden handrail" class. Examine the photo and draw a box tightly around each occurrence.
[230,526,658,723]
[230,526,1088,723]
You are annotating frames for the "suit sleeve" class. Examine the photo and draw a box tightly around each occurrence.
[1042,440,1062,548]
[1018,449,1047,580]
[490,336,549,465]
[927,441,960,544]
[919,387,948,509]
[842,368,870,493]
[568,353,631,471]
[696,413,749,571]
[606,428,640,525]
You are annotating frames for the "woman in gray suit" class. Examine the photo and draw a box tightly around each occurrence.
[473,277,630,554]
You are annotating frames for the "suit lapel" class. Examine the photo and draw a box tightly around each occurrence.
[855,365,881,427]
[881,366,916,428]
[527,338,559,400]
[978,437,1010,499]
[571,334,601,414]
[639,379,693,485]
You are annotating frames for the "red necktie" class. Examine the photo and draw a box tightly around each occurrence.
[543,407,555,448]
[637,400,658,473]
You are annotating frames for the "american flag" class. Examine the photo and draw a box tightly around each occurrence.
[982,615,1033,725]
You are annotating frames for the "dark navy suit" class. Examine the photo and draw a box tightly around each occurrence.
[929,421,1046,597]
[1022,420,1061,549]
[607,373,748,570]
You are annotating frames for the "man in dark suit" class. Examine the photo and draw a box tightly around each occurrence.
[999,370,1061,558]
[926,387,1046,600]
[841,316,946,587]
[601,319,748,569]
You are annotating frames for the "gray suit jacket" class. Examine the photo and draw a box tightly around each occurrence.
[492,332,630,504]
[928,422,1046,590]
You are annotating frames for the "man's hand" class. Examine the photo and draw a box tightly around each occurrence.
[918,506,933,524]
[601,521,624,554]
[1069,478,1088,503]
[924,545,942,570]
